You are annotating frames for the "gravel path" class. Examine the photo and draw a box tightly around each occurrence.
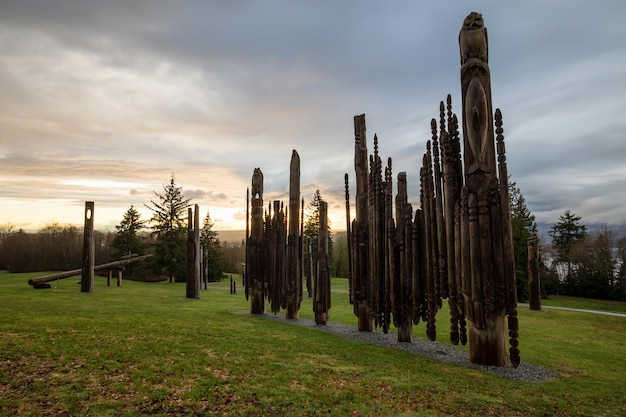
[256,313,559,382]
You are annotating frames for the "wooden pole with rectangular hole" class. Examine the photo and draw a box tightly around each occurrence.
[80,201,95,293]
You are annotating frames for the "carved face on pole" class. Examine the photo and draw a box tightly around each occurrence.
[459,11,493,183]
[459,12,488,65]
[252,168,263,200]
[463,12,484,29]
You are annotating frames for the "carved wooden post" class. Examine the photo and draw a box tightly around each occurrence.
[437,101,464,345]
[268,200,286,315]
[246,168,265,314]
[528,234,541,311]
[496,109,520,367]
[433,108,448,302]
[81,201,95,293]
[352,114,374,331]
[186,204,200,299]
[285,150,302,319]
[201,244,208,290]
[390,172,413,342]
[304,236,313,298]
[411,206,425,326]
[458,12,518,367]
[421,143,438,341]
[367,135,383,329]
[314,200,331,324]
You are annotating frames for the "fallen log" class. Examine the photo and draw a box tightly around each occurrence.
[28,254,153,287]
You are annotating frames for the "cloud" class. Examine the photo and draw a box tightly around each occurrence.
[1,1,625,232]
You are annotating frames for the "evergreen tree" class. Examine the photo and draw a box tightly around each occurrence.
[146,175,190,283]
[568,228,617,299]
[303,189,334,278]
[200,211,225,282]
[111,205,145,259]
[509,181,537,302]
[549,210,587,283]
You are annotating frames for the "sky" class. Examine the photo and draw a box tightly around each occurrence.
[1,1,625,236]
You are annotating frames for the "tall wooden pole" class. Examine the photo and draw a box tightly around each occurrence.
[391,172,413,342]
[353,114,374,331]
[80,201,95,293]
[247,168,265,314]
[304,236,313,298]
[345,174,353,305]
[314,200,331,324]
[459,12,518,367]
[528,235,541,310]
[286,150,302,319]
[186,204,200,299]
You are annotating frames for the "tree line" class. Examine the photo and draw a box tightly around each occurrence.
[0,175,226,283]
[2,177,624,300]
[546,210,626,300]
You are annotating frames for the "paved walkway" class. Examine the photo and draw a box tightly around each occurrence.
[519,303,626,318]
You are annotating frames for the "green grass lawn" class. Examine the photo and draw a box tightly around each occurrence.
[1,272,625,416]
[538,295,626,314]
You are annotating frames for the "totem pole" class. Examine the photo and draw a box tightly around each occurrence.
[285,150,303,319]
[388,172,414,342]
[80,201,95,293]
[186,204,200,299]
[314,200,331,324]
[246,168,265,314]
[351,114,375,331]
[458,12,519,367]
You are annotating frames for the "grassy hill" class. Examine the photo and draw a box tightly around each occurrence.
[1,272,625,416]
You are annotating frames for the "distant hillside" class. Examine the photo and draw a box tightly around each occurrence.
[217,229,348,244]
[216,230,245,244]
[536,222,626,241]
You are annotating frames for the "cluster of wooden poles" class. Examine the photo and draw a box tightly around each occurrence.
[343,12,520,367]
[346,102,519,367]
[245,150,331,324]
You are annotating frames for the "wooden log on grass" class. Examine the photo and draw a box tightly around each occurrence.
[28,255,153,287]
